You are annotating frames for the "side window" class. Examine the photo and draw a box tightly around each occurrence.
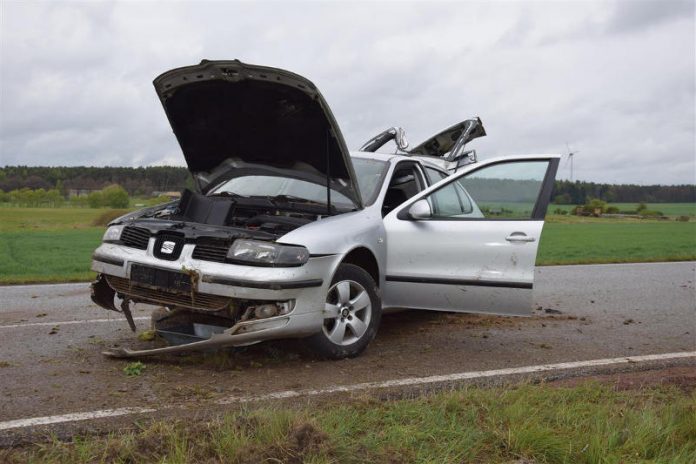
[425,161,549,220]
[382,163,426,216]
[424,167,448,185]
[428,181,474,218]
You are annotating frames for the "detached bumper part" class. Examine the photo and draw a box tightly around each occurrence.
[102,316,291,358]
[90,274,137,332]
[90,274,117,311]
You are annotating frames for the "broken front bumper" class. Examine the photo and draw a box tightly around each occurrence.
[91,242,340,357]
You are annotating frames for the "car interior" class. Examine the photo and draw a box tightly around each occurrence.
[381,163,426,216]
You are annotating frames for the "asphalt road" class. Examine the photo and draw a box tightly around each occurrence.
[1,262,694,439]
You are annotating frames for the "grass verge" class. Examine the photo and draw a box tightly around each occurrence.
[3,382,695,463]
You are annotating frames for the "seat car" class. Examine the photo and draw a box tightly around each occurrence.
[90,60,559,359]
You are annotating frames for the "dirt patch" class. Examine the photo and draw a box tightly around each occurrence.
[236,421,330,464]
[549,367,696,393]
[380,310,550,333]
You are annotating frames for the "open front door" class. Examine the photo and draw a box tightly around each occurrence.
[382,155,559,316]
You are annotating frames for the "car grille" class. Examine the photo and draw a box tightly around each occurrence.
[153,233,185,261]
[105,275,230,311]
[192,241,229,263]
[120,226,150,250]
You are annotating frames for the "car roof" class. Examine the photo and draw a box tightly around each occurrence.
[350,151,401,162]
[350,150,448,173]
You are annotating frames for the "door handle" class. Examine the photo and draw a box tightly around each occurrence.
[505,232,536,243]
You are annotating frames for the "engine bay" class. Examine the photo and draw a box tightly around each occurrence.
[122,188,329,240]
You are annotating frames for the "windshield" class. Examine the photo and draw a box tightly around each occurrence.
[207,157,388,208]
[209,175,354,207]
[352,157,388,205]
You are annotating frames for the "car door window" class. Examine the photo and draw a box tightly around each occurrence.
[382,163,426,216]
[424,166,448,184]
[423,160,550,219]
[427,180,476,218]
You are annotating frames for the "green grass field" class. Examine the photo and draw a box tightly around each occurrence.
[0,208,112,283]
[539,220,696,265]
[0,207,694,284]
[3,382,694,463]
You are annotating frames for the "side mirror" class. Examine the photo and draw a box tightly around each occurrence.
[408,199,431,220]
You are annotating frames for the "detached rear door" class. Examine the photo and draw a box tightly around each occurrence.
[382,156,559,316]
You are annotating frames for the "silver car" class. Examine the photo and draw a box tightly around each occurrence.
[90,60,560,359]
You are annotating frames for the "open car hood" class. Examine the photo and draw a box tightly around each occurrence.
[408,117,486,159]
[153,60,362,208]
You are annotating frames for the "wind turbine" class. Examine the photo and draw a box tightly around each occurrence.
[565,143,580,181]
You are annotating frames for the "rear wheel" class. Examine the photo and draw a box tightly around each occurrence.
[307,263,381,359]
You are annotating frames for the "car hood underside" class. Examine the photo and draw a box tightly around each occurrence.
[154,60,362,207]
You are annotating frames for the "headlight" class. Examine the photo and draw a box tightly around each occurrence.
[102,225,124,243]
[227,240,309,267]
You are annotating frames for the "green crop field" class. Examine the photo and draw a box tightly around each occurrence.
[0,207,695,284]
[538,220,696,265]
[0,208,112,283]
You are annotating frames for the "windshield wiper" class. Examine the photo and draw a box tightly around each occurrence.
[208,191,248,199]
[266,194,325,205]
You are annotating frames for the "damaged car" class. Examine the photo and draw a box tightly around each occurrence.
[91,59,559,359]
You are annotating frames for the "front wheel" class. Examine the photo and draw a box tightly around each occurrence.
[306,263,382,359]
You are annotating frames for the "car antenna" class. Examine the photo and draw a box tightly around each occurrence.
[326,129,332,216]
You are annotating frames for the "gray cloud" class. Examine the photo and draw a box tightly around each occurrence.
[606,0,694,34]
[0,0,694,185]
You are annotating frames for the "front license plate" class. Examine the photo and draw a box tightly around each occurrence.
[130,264,192,293]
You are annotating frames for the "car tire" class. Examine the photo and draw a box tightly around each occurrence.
[306,263,382,359]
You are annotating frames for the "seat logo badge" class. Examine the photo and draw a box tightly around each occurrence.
[160,241,176,254]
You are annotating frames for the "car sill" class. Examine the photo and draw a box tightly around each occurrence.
[385,275,533,289]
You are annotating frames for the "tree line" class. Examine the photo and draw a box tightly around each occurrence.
[552,180,694,204]
[0,166,193,196]
[0,185,133,208]
[0,166,694,203]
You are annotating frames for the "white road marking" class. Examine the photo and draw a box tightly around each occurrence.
[220,350,696,403]
[0,317,149,329]
[1,350,694,432]
[0,407,157,431]
[0,282,88,290]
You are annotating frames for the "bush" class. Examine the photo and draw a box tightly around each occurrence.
[553,208,568,215]
[605,206,620,214]
[581,198,607,215]
[101,185,130,208]
[639,210,663,217]
[5,187,64,207]
[86,185,129,208]
[636,202,647,212]
[677,215,690,222]
[87,191,103,208]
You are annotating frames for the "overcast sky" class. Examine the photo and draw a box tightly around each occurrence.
[1,0,694,185]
